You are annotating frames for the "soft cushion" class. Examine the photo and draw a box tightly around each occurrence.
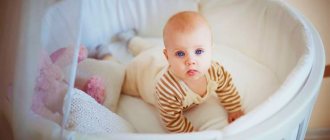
[77,59,125,112]
[117,41,280,133]
[117,95,165,133]
[67,89,135,134]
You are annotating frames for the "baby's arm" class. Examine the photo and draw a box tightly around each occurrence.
[212,62,244,123]
[156,85,195,133]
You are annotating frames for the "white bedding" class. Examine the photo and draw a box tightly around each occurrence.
[42,0,313,138]
[117,41,280,133]
[80,1,313,130]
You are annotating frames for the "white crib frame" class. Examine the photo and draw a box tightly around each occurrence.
[100,15,325,140]
[77,13,325,140]
[226,19,325,139]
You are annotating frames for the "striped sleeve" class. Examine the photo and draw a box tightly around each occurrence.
[155,71,195,133]
[209,62,242,113]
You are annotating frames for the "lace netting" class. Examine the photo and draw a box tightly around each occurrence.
[66,89,134,134]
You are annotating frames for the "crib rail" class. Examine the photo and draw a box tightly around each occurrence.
[225,12,325,140]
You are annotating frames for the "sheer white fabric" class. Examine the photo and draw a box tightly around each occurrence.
[66,89,135,134]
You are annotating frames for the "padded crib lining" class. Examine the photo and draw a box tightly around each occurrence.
[117,43,280,133]
[41,0,314,138]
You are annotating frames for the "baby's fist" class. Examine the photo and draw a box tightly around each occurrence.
[228,110,244,123]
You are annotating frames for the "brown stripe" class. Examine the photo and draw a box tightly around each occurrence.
[222,99,240,108]
[219,89,237,100]
[168,115,183,128]
[188,124,194,132]
[157,88,174,103]
[160,112,181,123]
[230,104,242,110]
[325,65,330,78]
[159,108,174,117]
[159,99,178,110]
[218,74,230,90]
[160,105,179,114]
[158,100,179,111]
[160,78,178,97]
[182,118,189,132]
[162,111,179,120]
[211,65,216,80]
[158,95,181,107]
[157,84,181,103]
[167,73,185,97]
[167,71,186,96]
[169,124,183,132]
[219,65,226,79]
[219,83,234,93]
[161,113,179,123]
[222,102,240,109]
[222,94,240,103]
[208,67,212,78]
[157,85,177,102]
[216,87,236,96]
[228,104,242,112]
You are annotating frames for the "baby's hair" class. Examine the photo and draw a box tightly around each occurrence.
[163,11,212,47]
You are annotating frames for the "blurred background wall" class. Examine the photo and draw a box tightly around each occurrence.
[0,0,20,140]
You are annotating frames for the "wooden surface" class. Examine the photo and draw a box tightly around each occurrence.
[324,65,330,78]
[323,65,330,78]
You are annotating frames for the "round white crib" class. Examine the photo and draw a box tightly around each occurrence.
[7,0,325,140]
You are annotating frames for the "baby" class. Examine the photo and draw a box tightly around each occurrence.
[123,11,244,133]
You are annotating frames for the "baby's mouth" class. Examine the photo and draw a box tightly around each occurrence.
[187,69,198,76]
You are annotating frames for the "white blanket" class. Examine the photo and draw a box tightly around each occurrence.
[117,41,280,133]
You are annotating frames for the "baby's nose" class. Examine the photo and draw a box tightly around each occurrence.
[185,56,196,65]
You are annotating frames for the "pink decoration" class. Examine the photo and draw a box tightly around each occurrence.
[32,50,67,123]
[78,46,88,63]
[50,45,88,67]
[84,76,106,104]
[31,45,106,124]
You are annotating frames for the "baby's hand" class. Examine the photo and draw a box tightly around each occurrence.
[228,110,244,123]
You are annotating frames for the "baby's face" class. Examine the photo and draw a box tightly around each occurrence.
[164,26,212,81]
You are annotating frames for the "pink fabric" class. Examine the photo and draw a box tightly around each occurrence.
[32,47,106,123]
[50,47,66,63]
[50,45,88,66]
[32,50,67,123]
[84,76,106,104]
[78,46,88,63]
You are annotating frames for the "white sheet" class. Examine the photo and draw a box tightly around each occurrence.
[117,43,280,133]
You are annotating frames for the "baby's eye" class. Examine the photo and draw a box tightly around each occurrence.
[175,51,185,57]
[195,49,204,55]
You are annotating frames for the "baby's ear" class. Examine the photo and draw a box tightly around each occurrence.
[163,49,168,60]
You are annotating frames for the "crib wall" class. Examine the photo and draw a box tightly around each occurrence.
[46,0,311,85]
[287,0,330,138]
[45,0,317,139]
[79,0,199,50]
[199,0,311,83]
